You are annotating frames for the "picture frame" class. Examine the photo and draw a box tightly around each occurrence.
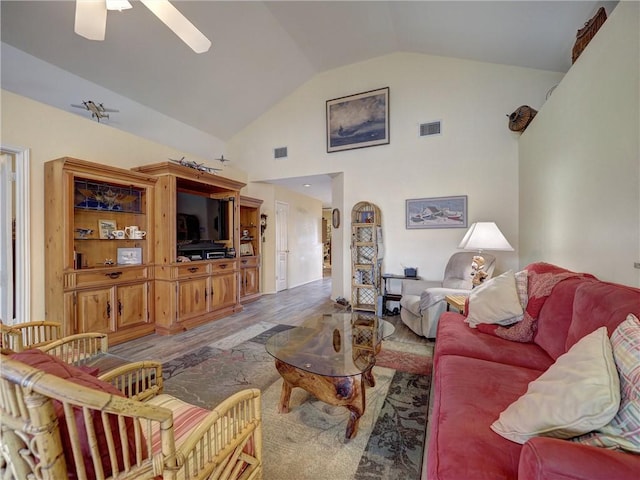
[117,247,142,265]
[98,219,117,239]
[240,243,254,256]
[326,87,389,153]
[405,195,468,229]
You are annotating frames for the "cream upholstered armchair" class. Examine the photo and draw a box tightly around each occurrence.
[399,252,496,338]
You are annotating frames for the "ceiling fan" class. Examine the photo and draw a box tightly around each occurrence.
[74,0,211,53]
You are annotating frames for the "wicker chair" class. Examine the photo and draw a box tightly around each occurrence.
[0,320,62,352]
[0,353,263,480]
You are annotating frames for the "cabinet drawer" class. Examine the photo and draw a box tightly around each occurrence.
[176,263,210,278]
[73,267,149,287]
[239,256,259,268]
[211,260,237,273]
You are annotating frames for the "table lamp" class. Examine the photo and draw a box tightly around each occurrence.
[458,222,514,286]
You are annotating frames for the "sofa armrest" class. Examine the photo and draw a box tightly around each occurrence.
[99,361,164,401]
[519,437,640,480]
[401,279,442,296]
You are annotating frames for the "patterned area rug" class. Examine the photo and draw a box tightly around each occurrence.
[161,323,432,480]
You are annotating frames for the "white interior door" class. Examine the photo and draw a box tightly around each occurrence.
[275,201,289,292]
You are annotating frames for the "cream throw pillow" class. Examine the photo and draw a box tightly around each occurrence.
[465,270,524,328]
[491,326,620,444]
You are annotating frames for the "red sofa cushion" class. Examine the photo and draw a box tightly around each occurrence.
[9,349,146,479]
[533,277,594,360]
[435,312,555,371]
[427,354,544,480]
[567,281,640,350]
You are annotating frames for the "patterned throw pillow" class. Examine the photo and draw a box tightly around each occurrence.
[572,313,640,452]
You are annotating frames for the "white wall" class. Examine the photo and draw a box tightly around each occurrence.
[519,1,640,286]
[0,90,248,320]
[228,52,564,299]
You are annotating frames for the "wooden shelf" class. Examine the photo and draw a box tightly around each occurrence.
[45,157,157,344]
[351,202,382,315]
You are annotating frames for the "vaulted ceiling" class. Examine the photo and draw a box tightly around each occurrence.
[0,1,617,204]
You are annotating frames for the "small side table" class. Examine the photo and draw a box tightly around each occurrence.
[382,274,421,315]
[445,294,467,314]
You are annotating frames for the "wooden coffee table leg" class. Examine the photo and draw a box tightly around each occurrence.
[279,379,292,413]
[274,359,367,440]
[363,368,375,388]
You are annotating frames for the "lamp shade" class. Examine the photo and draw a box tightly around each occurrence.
[458,222,514,252]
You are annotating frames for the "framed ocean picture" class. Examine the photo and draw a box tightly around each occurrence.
[406,196,468,229]
[326,87,389,153]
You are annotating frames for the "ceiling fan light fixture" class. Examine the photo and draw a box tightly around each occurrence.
[74,0,107,41]
[106,0,132,11]
[140,0,211,53]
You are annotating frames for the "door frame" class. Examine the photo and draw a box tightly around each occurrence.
[0,145,30,324]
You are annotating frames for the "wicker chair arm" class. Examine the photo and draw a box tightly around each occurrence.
[1,320,63,351]
[99,361,164,401]
[172,388,263,479]
[39,332,109,364]
[1,323,23,352]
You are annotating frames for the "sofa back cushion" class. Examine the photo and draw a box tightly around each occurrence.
[534,278,594,359]
[566,282,640,351]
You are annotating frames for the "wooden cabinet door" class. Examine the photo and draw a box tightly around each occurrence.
[243,267,259,296]
[211,272,236,309]
[117,282,149,329]
[76,287,115,334]
[178,277,209,321]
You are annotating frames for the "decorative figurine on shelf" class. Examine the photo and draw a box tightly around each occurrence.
[470,255,489,287]
[75,228,93,239]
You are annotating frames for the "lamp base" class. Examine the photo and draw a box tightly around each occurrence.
[471,255,488,287]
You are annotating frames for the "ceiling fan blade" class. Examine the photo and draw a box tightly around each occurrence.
[74,0,107,41]
[140,0,211,53]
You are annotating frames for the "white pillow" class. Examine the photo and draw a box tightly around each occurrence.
[465,270,524,328]
[491,326,620,444]
[573,314,640,452]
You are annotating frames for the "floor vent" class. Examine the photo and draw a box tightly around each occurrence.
[274,147,288,159]
[420,121,441,137]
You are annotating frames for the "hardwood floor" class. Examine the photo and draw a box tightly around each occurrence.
[110,277,432,362]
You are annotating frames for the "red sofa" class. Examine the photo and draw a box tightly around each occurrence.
[425,264,640,480]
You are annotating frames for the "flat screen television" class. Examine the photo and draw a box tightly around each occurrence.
[176,192,229,242]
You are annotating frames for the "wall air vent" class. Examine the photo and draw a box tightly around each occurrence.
[274,147,288,159]
[419,121,441,137]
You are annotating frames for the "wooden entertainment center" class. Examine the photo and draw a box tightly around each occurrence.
[45,158,262,344]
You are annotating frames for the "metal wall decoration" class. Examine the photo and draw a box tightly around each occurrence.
[326,87,390,153]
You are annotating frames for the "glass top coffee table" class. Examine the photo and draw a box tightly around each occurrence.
[265,312,394,439]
